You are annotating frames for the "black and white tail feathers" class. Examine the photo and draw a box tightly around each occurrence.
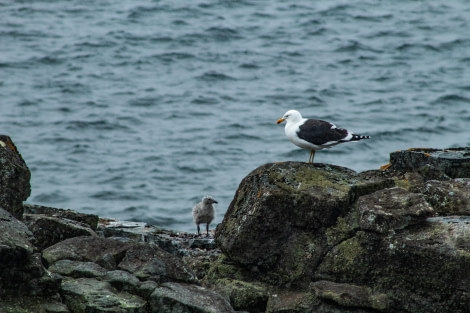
[350,134,371,141]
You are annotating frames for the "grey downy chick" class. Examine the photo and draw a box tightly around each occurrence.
[192,195,217,236]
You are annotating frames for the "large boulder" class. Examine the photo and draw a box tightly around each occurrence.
[215,162,391,286]
[0,135,30,219]
[214,159,470,312]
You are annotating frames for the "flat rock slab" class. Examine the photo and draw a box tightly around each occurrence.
[24,204,99,230]
[48,260,108,278]
[42,236,134,269]
[61,278,146,313]
[23,213,97,251]
[150,282,235,313]
[311,280,388,311]
[389,148,470,178]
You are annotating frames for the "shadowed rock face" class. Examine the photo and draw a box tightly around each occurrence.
[0,135,30,219]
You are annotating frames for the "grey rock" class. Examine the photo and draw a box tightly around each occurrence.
[23,213,98,251]
[61,277,146,313]
[215,162,388,286]
[311,280,388,311]
[24,204,99,230]
[212,278,269,312]
[0,296,70,313]
[137,280,159,299]
[0,207,61,296]
[315,221,470,313]
[0,135,30,219]
[265,291,319,313]
[149,282,235,313]
[419,179,470,215]
[104,270,141,292]
[389,147,470,178]
[48,259,107,278]
[118,243,196,283]
[355,187,435,233]
[42,236,134,269]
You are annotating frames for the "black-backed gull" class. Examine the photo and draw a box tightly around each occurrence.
[277,109,370,163]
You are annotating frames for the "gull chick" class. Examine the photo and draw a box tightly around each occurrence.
[277,109,370,163]
[192,195,217,236]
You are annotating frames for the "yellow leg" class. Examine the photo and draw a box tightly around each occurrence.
[308,150,316,163]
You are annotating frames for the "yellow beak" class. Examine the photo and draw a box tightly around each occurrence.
[276,118,285,124]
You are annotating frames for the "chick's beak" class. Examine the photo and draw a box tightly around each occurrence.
[276,118,285,124]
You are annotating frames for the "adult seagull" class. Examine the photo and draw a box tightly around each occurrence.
[277,109,370,163]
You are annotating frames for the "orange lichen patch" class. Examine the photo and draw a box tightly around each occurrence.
[424,153,431,157]
[98,217,115,225]
[380,163,391,170]
[407,147,440,153]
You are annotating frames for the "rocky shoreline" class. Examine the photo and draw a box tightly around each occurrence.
[0,136,469,313]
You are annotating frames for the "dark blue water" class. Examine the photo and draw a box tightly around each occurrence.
[2,0,470,232]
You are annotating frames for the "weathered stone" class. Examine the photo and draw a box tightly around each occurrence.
[149,282,235,313]
[61,278,146,313]
[0,207,61,296]
[419,179,470,215]
[48,260,107,278]
[215,162,390,286]
[42,236,133,269]
[0,296,70,313]
[265,291,319,313]
[188,237,217,250]
[182,251,221,282]
[23,213,98,250]
[118,243,196,283]
[104,270,141,293]
[24,204,99,230]
[212,278,269,312]
[137,280,159,299]
[0,135,30,219]
[355,187,435,233]
[311,280,388,311]
[99,220,180,255]
[389,147,470,178]
[215,163,355,281]
[315,219,470,313]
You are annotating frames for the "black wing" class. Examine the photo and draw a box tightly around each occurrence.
[297,119,349,145]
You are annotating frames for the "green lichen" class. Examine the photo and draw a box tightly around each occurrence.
[326,215,357,246]
[205,255,248,283]
[213,278,269,312]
